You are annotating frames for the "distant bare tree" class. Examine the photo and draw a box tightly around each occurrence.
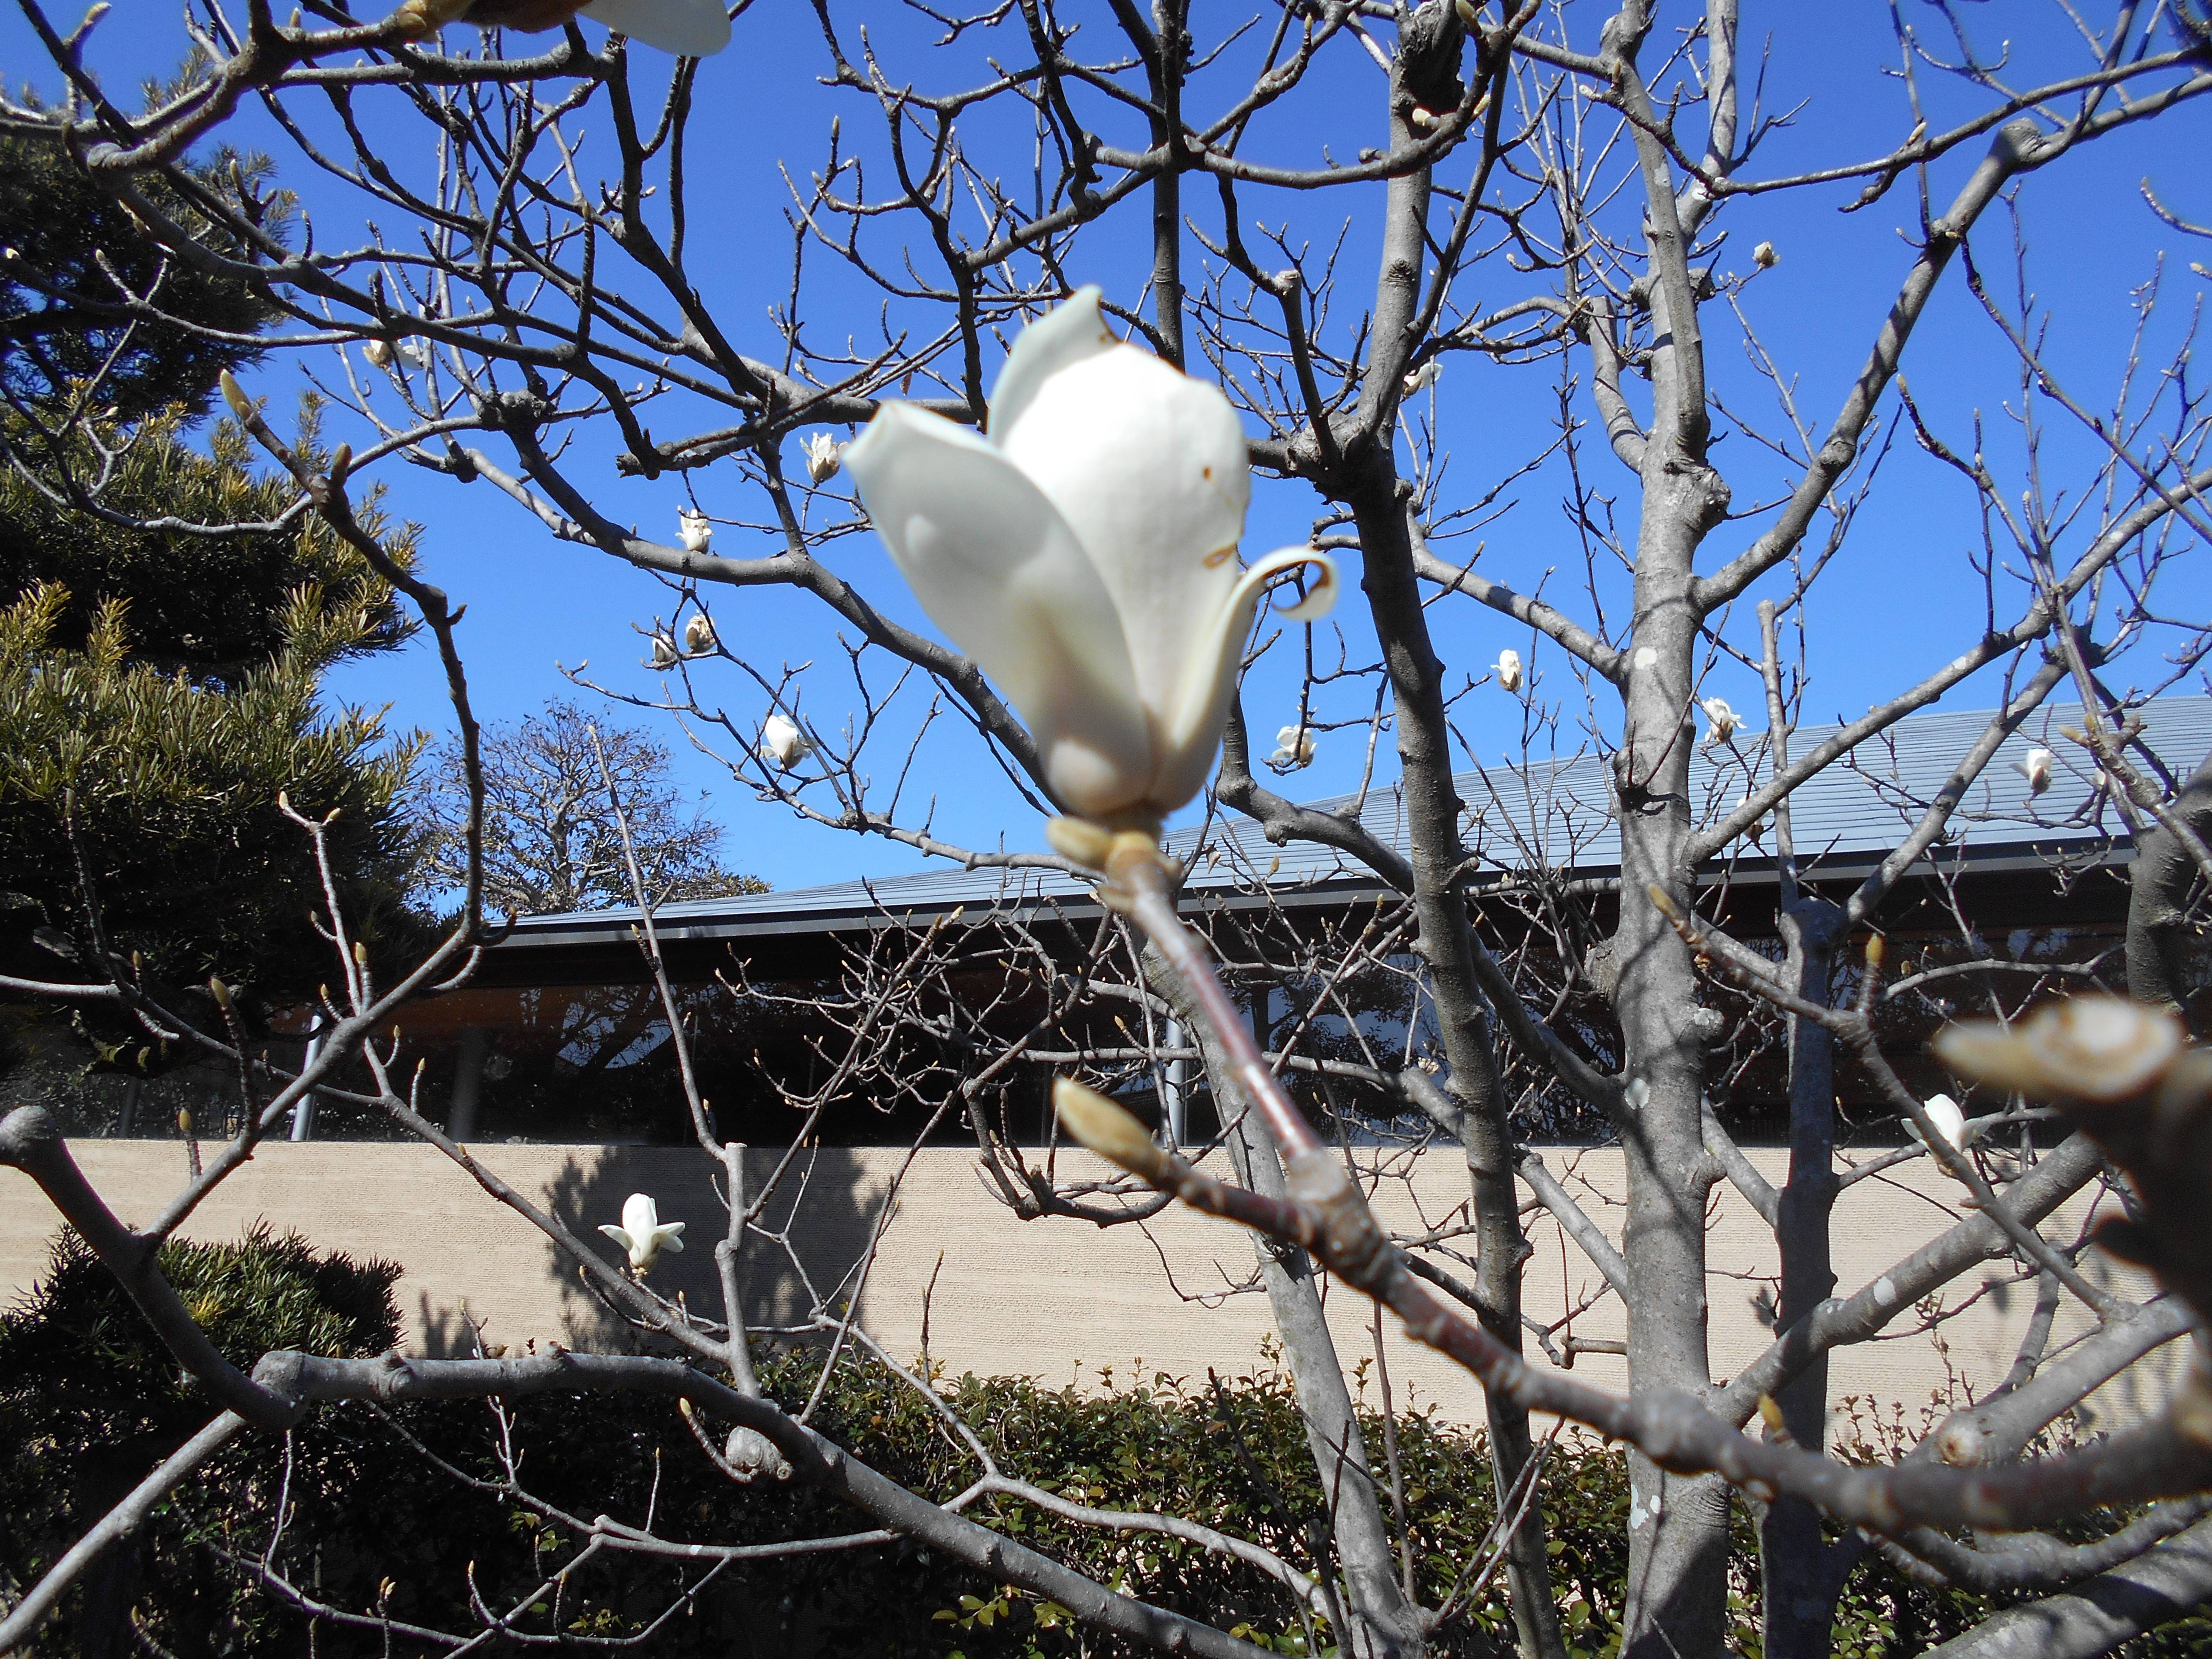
[416,697,765,915]
[3,3,2211,1658]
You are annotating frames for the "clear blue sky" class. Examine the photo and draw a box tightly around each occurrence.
[8,4,2207,894]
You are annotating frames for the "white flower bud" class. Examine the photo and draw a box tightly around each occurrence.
[1494,648,1522,693]
[678,507,713,554]
[759,714,812,767]
[802,431,843,485]
[575,0,732,55]
[684,612,717,655]
[1918,1092,1970,1154]
[362,339,394,369]
[648,633,679,669]
[1753,240,1779,269]
[2014,745,2053,795]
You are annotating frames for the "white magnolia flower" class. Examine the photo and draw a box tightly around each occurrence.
[1753,240,1779,269]
[1702,696,1741,745]
[2015,745,2054,796]
[362,338,394,370]
[578,0,731,54]
[648,633,680,669]
[684,611,717,655]
[395,0,730,56]
[598,1192,685,1274]
[678,507,713,554]
[396,338,432,372]
[802,432,843,485]
[1494,648,1523,693]
[759,714,812,767]
[1402,358,1441,396]
[1270,723,1316,769]
[845,287,1337,830]
[1918,1091,1971,1155]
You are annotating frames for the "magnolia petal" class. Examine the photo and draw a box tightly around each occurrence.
[987,286,1119,441]
[846,403,1154,817]
[597,1223,635,1252]
[579,0,731,55]
[653,1225,686,1255]
[997,331,1251,721]
[1149,546,1339,812]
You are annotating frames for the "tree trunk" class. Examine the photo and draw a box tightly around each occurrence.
[1615,418,1732,1659]
[1155,959,1425,1659]
[1757,899,1848,1658]
[1352,479,1566,1659]
[2126,748,2212,1025]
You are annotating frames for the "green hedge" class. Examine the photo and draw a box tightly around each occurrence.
[1,1231,2203,1657]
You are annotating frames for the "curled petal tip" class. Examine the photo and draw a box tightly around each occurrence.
[1266,549,1339,623]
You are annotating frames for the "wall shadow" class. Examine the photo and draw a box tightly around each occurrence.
[539,1144,885,1361]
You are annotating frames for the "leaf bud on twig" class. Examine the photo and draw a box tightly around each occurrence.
[1053,1076,1164,1177]
[1044,817,1116,869]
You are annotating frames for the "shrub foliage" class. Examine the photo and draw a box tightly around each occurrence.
[1,1231,2204,1656]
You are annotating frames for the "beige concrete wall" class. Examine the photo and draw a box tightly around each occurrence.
[0,1139,2172,1443]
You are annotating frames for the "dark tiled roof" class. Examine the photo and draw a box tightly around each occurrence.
[501,695,2212,950]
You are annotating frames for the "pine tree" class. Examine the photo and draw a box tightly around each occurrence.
[0,99,422,1026]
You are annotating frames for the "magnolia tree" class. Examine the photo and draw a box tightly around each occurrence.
[3,2,2212,1656]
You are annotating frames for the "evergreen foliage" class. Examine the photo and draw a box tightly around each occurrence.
[0,401,413,684]
[0,103,423,1019]
[0,95,284,420]
[0,575,420,1003]
[4,1229,2204,1657]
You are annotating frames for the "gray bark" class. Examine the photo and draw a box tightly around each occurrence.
[1921,1513,2212,1659]
[1328,16,1565,1657]
[1756,901,1848,1659]
[2126,748,2212,1021]
[1611,292,1734,1659]
[1158,963,1425,1659]
[1351,485,1564,1659]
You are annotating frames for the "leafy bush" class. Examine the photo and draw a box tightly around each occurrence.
[2,1229,2206,1656]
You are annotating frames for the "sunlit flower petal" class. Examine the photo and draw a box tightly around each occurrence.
[802,432,842,484]
[760,714,812,768]
[599,1191,684,1273]
[848,288,1337,831]
[578,0,731,55]
[845,402,1154,818]
[1701,696,1740,745]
